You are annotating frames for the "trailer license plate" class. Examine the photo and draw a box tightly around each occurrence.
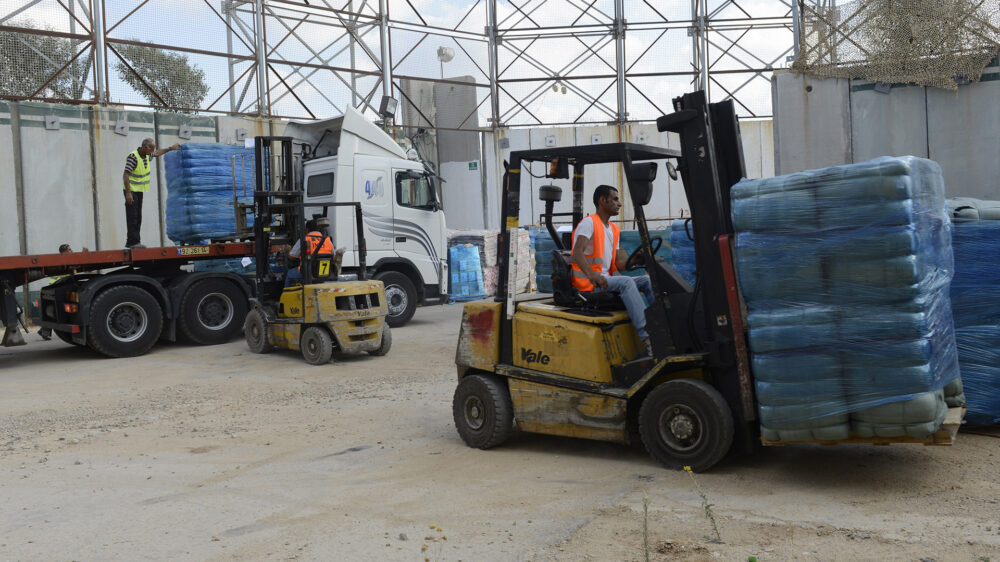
[178,247,210,256]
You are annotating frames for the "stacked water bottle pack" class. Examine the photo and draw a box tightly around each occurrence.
[532,226,673,293]
[165,144,255,244]
[448,243,487,301]
[947,206,1000,425]
[668,219,697,286]
[731,156,963,442]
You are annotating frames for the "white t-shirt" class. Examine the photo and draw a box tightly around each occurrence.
[573,216,615,276]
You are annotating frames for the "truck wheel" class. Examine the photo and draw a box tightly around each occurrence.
[179,279,247,345]
[244,309,273,353]
[375,271,416,327]
[87,285,163,358]
[368,325,392,356]
[55,331,83,346]
[453,374,513,449]
[638,379,734,472]
[300,326,333,365]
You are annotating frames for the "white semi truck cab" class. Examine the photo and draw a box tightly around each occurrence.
[285,108,448,327]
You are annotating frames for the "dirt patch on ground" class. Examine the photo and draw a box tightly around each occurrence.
[1,304,998,560]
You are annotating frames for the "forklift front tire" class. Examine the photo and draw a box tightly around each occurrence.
[369,324,392,356]
[638,378,734,472]
[244,309,273,354]
[453,374,514,449]
[300,326,333,365]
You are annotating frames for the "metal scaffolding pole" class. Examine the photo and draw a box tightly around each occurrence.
[613,0,626,124]
[487,0,500,128]
[93,0,106,103]
[378,0,391,100]
[254,0,268,116]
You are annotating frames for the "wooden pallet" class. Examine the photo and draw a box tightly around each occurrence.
[761,407,965,447]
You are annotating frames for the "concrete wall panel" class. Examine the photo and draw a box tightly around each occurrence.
[850,84,928,162]
[0,102,19,256]
[440,160,485,230]
[92,109,157,249]
[927,73,1000,199]
[17,103,95,255]
[774,66,1000,201]
[772,71,852,174]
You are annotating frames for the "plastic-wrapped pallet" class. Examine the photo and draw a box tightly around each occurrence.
[669,220,697,286]
[482,265,499,296]
[619,228,673,278]
[512,229,535,294]
[448,244,486,301]
[165,144,255,244]
[732,156,962,442]
[949,216,1000,425]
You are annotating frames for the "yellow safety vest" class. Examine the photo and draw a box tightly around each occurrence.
[127,149,151,192]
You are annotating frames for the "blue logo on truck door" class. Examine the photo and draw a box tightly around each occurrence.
[364,177,385,199]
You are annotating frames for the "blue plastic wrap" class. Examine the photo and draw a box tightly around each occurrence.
[531,227,673,293]
[669,220,696,285]
[449,244,486,301]
[949,218,1000,425]
[732,156,961,441]
[164,144,255,244]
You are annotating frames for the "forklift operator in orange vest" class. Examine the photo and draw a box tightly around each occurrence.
[284,218,334,288]
[570,184,656,356]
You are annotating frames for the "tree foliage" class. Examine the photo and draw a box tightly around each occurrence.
[113,42,210,111]
[0,20,210,110]
[0,20,93,99]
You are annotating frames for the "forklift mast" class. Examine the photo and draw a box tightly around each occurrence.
[656,90,756,450]
[250,136,367,305]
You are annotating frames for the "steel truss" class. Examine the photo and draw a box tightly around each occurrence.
[1,0,793,126]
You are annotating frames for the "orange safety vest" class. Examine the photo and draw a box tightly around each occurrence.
[299,231,333,272]
[570,214,620,292]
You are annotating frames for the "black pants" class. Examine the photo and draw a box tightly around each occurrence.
[124,190,144,247]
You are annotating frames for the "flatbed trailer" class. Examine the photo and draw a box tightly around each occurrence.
[0,242,261,357]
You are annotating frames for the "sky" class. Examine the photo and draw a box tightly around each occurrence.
[3,0,794,123]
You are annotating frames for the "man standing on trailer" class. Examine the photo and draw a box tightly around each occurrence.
[571,184,656,356]
[123,138,179,249]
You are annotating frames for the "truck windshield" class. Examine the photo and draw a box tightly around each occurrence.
[395,171,436,209]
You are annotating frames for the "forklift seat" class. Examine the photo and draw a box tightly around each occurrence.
[550,250,625,310]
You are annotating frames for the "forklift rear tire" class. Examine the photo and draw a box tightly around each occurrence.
[375,271,416,327]
[368,325,392,356]
[244,309,273,354]
[453,374,513,449]
[638,378,734,472]
[178,279,247,345]
[87,285,163,358]
[301,326,333,365]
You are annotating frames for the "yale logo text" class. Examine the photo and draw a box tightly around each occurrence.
[521,348,550,366]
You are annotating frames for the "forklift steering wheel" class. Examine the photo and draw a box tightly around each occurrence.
[625,237,663,271]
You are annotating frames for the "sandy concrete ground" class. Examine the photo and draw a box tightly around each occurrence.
[1,304,999,562]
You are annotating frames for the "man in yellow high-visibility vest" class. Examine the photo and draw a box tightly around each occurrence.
[122,138,179,248]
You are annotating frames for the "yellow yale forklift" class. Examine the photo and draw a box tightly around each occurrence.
[452,91,758,471]
[241,137,391,365]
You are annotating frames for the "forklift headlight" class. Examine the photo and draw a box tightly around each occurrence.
[66,291,79,303]
[64,303,78,314]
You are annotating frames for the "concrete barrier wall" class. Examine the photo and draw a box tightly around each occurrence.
[491,120,775,230]
[0,102,285,257]
[17,103,96,255]
[0,102,19,256]
[773,65,1000,199]
[1,101,776,254]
